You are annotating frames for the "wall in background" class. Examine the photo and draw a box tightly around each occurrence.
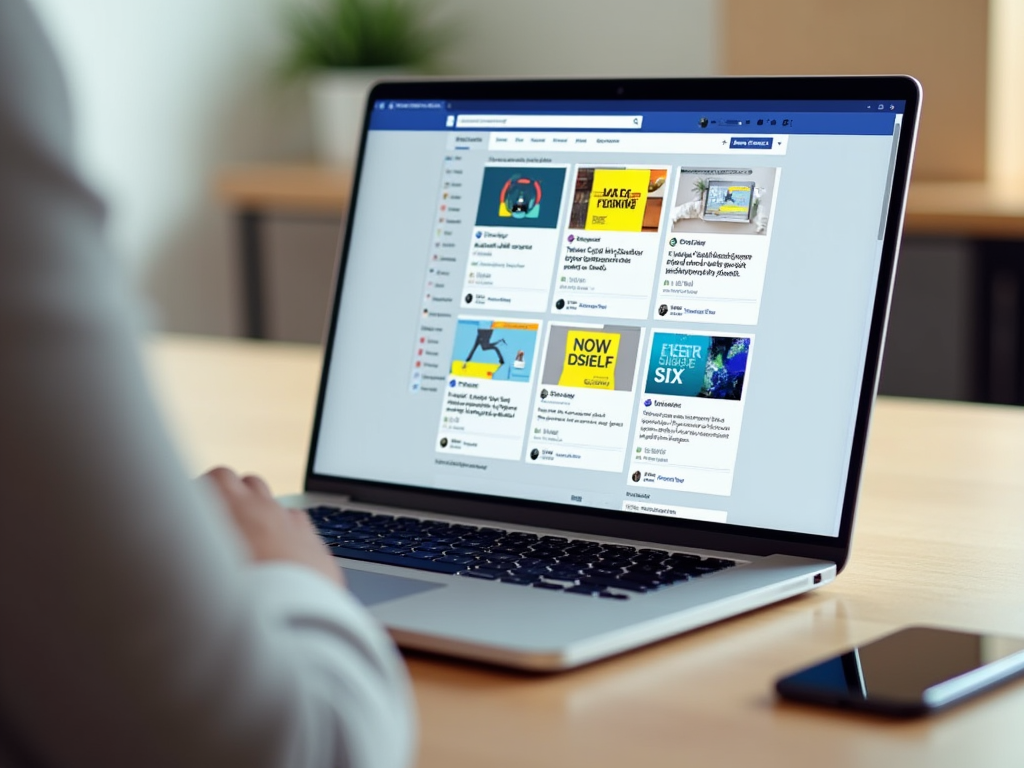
[719,0,990,182]
[438,0,717,78]
[28,0,718,337]
[30,0,312,335]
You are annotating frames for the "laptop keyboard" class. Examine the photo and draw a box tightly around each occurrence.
[309,506,737,599]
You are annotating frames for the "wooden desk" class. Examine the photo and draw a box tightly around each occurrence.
[149,333,1024,768]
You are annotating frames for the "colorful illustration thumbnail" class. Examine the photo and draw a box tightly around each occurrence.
[644,332,750,400]
[450,318,539,382]
[704,180,755,221]
[541,324,642,392]
[569,167,667,232]
[474,167,567,229]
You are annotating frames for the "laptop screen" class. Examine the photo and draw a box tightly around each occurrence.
[311,87,910,539]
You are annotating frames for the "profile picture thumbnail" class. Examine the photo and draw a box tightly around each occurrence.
[631,470,641,483]
[530,448,540,460]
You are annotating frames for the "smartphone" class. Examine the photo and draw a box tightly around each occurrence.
[775,626,1024,716]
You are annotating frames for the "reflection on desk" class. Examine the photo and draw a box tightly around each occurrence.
[150,333,1024,768]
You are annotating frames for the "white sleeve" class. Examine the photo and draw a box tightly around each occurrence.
[0,2,415,767]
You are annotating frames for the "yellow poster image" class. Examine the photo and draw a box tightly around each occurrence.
[584,169,650,231]
[558,330,621,389]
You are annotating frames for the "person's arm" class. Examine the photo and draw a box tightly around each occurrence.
[0,2,414,767]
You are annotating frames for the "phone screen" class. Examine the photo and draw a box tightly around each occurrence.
[776,626,1024,715]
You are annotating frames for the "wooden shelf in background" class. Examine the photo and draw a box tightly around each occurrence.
[905,179,1024,239]
[217,164,353,214]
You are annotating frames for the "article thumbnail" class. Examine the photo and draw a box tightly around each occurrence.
[569,167,667,232]
[449,318,539,383]
[541,324,642,392]
[670,167,777,237]
[474,167,567,229]
[644,333,749,400]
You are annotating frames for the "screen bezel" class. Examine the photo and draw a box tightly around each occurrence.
[303,76,922,572]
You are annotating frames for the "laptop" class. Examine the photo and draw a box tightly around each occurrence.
[280,76,921,671]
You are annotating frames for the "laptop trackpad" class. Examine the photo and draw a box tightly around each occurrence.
[343,567,447,606]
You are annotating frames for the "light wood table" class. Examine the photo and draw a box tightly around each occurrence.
[148,333,1024,768]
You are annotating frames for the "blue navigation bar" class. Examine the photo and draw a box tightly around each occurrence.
[368,106,899,136]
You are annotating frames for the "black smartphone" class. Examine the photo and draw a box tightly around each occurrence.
[775,626,1024,716]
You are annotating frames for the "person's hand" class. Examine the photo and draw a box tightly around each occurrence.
[203,467,344,588]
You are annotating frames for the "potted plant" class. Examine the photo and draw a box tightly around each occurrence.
[282,0,451,166]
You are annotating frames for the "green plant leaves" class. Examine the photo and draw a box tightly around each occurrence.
[282,0,453,74]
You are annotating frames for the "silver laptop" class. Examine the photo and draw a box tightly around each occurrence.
[281,76,921,670]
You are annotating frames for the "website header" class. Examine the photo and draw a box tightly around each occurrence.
[371,107,898,136]
[479,132,789,155]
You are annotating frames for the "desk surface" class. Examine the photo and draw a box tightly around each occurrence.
[148,334,1024,768]
[216,165,1024,238]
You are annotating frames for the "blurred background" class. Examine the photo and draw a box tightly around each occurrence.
[29,0,1024,403]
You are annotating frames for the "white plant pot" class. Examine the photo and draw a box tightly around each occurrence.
[309,68,407,167]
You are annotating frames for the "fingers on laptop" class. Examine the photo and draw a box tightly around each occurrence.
[201,467,344,588]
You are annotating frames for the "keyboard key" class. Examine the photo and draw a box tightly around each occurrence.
[667,552,701,563]
[377,546,413,555]
[514,565,552,577]
[417,543,448,553]
[532,582,565,591]
[407,551,440,561]
[546,565,585,580]
[484,553,518,563]
[435,555,477,566]
[335,541,371,551]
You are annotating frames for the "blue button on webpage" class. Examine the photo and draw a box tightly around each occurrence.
[729,137,773,149]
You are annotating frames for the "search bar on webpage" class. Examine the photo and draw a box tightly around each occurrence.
[455,114,644,130]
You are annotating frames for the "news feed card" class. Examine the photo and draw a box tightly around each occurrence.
[628,331,753,496]
[525,323,645,472]
[436,318,542,460]
[655,167,779,325]
[461,166,568,313]
[551,166,668,319]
